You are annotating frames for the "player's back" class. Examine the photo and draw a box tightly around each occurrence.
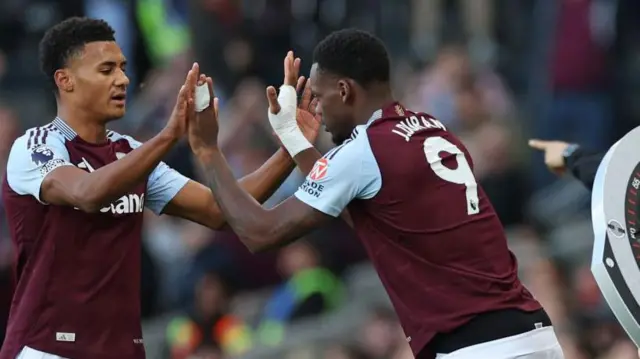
[347,104,541,353]
[0,118,148,359]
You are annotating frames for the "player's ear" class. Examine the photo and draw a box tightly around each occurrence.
[337,79,351,104]
[54,69,74,93]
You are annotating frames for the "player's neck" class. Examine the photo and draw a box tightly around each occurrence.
[57,105,108,144]
[359,88,394,125]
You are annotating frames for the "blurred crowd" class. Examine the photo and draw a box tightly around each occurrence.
[2,0,640,358]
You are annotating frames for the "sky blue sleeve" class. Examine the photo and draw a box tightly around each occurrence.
[293,134,382,217]
[118,134,190,215]
[6,131,74,203]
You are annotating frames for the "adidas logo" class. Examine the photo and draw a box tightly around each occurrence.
[56,332,76,342]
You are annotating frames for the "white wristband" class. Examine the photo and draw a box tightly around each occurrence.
[268,85,312,157]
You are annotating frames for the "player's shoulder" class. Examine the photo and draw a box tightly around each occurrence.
[106,130,142,149]
[11,122,67,154]
[367,105,448,142]
[326,123,375,163]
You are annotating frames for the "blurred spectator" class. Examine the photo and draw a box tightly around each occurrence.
[257,241,344,346]
[0,105,19,176]
[0,105,19,346]
[531,0,617,190]
[452,74,528,225]
[410,0,496,64]
[405,44,513,132]
[165,272,252,358]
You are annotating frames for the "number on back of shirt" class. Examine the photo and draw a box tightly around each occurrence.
[423,136,480,215]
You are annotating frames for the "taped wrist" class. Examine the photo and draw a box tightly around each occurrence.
[268,85,312,157]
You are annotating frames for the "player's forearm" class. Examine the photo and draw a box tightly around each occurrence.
[76,131,177,210]
[187,149,293,230]
[197,148,282,251]
[238,148,295,204]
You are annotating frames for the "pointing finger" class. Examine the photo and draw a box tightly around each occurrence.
[528,139,549,150]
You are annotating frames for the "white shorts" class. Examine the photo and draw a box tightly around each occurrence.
[435,327,564,359]
[16,346,67,359]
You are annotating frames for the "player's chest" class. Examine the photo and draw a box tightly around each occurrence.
[65,141,131,170]
[64,143,147,217]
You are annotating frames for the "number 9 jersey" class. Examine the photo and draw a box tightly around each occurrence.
[294,103,541,356]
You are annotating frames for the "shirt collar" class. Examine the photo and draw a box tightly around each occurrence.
[52,117,78,140]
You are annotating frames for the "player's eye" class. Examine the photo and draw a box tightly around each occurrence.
[99,68,113,75]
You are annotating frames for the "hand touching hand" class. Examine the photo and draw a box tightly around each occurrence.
[188,74,220,157]
[528,139,572,175]
[266,51,316,157]
[296,75,321,142]
[163,62,199,140]
[267,75,321,144]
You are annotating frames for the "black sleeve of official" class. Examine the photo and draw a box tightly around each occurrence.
[565,147,606,191]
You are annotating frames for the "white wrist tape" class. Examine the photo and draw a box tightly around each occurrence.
[195,83,210,112]
[268,85,312,157]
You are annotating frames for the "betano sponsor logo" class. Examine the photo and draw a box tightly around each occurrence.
[100,193,145,214]
[76,156,144,214]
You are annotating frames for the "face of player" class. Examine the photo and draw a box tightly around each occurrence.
[311,64,358,145]
[61,41,129,122]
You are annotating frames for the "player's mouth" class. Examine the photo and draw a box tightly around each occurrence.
[110,93,127,106]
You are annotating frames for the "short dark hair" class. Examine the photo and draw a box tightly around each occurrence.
[313,28,390,87]
[39,17,116,88]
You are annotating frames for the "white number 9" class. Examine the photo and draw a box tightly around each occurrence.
[423,136,480,215]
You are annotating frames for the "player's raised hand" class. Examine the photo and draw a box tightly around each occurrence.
[295,76,321,142]
[188,74,220,156]
[266,50,313,157]
[528,139,571,175]
[165,62,199,139]
[266,50,299,114]
[266,51,320,152]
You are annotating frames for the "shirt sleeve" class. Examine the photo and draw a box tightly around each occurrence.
[6,131,74,203]
[565,145,606,192]
[120,134,190,215]
[293,137,381,217]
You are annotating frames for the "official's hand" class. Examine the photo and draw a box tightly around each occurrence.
[528,139,571,175]
[188,74,220,156]
[164,62,199,140]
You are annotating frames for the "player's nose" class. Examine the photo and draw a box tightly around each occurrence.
[115,71,130,87]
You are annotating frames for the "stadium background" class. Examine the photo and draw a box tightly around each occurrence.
[1,0,640,358]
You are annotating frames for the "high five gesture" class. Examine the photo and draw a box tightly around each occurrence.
[266,51,321,156]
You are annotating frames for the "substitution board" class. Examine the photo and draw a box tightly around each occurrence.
[592,126,640,347]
